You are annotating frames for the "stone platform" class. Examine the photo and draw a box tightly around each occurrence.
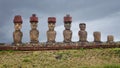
[0,42,120,51]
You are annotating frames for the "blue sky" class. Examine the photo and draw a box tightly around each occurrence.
[0,0,120,43]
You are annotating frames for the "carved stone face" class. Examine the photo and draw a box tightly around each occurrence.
[64,23,71,30]
[80,23,86,31]
[14,23,22,31]
[31,22,37,29]
[48,23,55,31]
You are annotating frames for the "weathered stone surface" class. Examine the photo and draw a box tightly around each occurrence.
[30,14,38,22]
[93,31,101,42]
[47,30,56,43]
[13,15,23,45]
[63,30,72,43]
[14,23,22,31]
[64,14,72,23]
[107,35,114,43]
[30,29,39,43]
[48,17,56,23]
[47,17,56,43]
[79,31,87,41]
[30,14,39,44]
[13,15,22,23]
[63,14,72,43]
[78,23,87,42]
[13,30,23,45]
[80,23,86,31]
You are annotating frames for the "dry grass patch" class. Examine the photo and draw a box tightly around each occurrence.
[0,48,120,68]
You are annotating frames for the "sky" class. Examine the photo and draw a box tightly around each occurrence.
[0,0,120,43]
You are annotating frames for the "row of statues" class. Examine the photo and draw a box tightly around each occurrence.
[13,14,114,46]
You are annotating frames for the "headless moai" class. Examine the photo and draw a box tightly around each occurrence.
[30,14,39,44]
[107,35,114,44]
[13,15,23,46]
[93,31,101,44]
[63,14,72,43]
[78,23,88,45]
[47,17,56,43]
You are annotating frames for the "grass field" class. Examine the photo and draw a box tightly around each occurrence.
[0,48,120,68]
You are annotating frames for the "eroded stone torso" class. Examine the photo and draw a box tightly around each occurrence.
[63,30,72,43]
[30,29,39,43]
[79,30,87,42]
[13,30,23,44]
[47,30,56,43]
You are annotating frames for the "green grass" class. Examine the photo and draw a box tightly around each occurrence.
[0,48,120,68]
[103,64,120,68]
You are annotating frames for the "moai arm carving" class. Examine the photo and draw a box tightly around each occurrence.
[63,30,72,42]
[13,30,23,43]
[54,31,56,42]
[79,31,87,42]
[30,29,39,42]
[47,30,56,43]
[70,30,72,40]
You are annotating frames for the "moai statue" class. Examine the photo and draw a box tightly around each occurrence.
[93,31,101,44]
[47,17,56,43]
[78,23,87,42]
[107,35,114,44]
[63,14,72,43]
[78,23,88,45]
[13,15,23,46]
[30,14,39,44]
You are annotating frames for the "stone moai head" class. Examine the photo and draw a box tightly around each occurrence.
[30,14,38,29]
[79,23,86,31]
[13,15,23,30]
[64,14,72,30]
[48,17,56,31]
[78,23,87,43]
[107,35,114,43]
[93,31,101,42]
